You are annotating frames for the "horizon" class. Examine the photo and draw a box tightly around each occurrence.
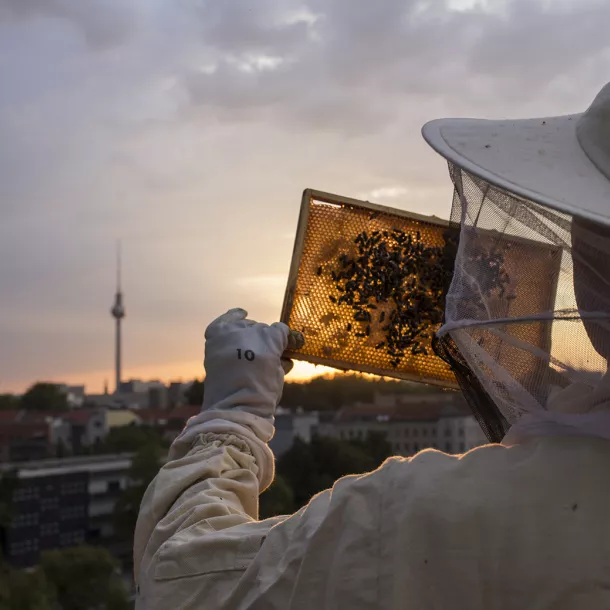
[3,360,341,395]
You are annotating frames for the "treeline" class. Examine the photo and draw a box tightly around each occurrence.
[281,374,439,411]
[0,383,70,412]
[186,373,440,411]
[260,432,393,518]
[0,545,131,609]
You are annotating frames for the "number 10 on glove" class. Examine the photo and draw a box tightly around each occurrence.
[202,308,304,416]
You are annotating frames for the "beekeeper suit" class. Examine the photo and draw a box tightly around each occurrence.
[135,82,610,610]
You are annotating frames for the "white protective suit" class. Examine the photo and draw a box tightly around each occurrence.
[136,82,610,609]
[134,309,610,610]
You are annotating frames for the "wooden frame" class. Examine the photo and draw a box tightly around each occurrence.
[280,189,457,387]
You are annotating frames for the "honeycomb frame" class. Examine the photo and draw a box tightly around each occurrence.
[281,188,459,388]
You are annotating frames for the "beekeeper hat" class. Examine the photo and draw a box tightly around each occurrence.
[422,82,610,226]
[420,81,610,444]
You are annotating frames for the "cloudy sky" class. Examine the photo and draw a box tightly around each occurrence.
[0,0,609,393]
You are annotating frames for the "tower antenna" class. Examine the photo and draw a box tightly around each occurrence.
[110,241,125,393]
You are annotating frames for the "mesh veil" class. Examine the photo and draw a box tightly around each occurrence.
[435,163,610,441]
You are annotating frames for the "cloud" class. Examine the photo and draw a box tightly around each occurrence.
[182,0,610,132]
[1,0,610,391]
[365,187,409,201]
[0,0,140,48]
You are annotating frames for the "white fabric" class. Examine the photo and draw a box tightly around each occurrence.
[503,372,610,445]
[421,82,610,225]
[134,410,610,609]
[134,308,289,580]
[133,307,610,608]
[577,82,610,183]
[202,308,290,423]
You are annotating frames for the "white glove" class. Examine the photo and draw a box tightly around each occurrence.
[202,308,290,421]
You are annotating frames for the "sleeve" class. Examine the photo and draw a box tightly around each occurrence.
[133,408,281,588]
[133,408,392,610]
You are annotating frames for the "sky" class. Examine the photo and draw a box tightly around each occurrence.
[1,0,609,393]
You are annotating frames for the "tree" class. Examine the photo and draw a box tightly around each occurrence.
[97,425,167,454]
[0,560,55,610]
[276,436,379,509]
[0,395,18,411]
[0,471,17,561]
[184,379,204,405]
[351,431,393,465]
[271,433,394,514]
[259,474,294,519]
[20,383,68,412]
[280,374,440,411]
[114,443,165,544]
[41,545,130,610]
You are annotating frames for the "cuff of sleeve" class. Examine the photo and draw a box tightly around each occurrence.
[168,411,276,491]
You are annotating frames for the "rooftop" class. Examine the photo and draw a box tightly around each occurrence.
[335,397,466,424]
[0,452,135,478]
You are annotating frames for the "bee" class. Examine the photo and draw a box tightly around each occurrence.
[365,325,371,336]
[346,323,352,332]
[369,212,379,220]
[375,341,385,350]
[329,295,337,304]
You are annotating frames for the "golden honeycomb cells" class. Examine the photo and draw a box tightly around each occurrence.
[281,189,458,387]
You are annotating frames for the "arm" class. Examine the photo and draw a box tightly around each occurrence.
[134,309,291,590]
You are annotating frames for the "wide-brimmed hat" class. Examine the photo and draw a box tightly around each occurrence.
[422,81,610,226]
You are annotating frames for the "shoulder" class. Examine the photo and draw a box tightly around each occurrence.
[372,443,515,516]
[376,437,603,521]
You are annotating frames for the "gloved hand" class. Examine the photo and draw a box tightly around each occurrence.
[168,308,299,487]
[202,308,291,421]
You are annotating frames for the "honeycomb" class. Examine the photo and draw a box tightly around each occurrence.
[281,189,458,387]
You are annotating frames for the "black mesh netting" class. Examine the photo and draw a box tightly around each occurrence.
[433,333,509,443]
[433,162,610,438]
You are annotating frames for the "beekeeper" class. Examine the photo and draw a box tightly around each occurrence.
[134,82,610,610]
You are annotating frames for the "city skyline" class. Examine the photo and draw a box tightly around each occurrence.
[1,1,610,393]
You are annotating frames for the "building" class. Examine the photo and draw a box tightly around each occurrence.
[0,411,53,462]
[134,408,170,428]
[118,380,150,394]
[1,453,134,568]
[111,380,173,410]
[270,408,320,457]
[318,392,487,456]
[106,410,142,429]
[168,382,188,407]
[113,392,150,410]
[0,410,110,463]
[157,405,201,443]
[60,410,108,453]
[148,386,169,410]
[54,384,86,408]
[84,393,122,409]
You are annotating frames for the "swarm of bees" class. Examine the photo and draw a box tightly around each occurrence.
[320,224,510,368]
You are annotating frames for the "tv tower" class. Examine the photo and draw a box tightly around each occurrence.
[110,242,125,393]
